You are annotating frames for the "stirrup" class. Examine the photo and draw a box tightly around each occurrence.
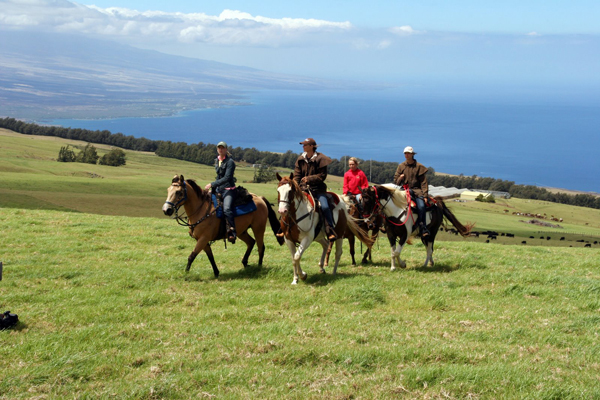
[227,228,237,243]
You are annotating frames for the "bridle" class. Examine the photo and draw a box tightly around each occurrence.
[278,182,316,233]
[362,185,414,227]
[166,180,217,230]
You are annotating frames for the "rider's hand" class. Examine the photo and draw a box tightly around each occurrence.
[204,183,212,191]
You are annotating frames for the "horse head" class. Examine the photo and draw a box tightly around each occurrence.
[359,186,378,217]
[276,172,297,215]
[162,175,187,216]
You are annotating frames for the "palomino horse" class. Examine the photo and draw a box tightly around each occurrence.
[162,175,283,276]
[324,195,383,267]
[360,184,472,270]
[276,173,371,284]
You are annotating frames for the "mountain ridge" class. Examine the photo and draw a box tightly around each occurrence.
[0,30,383,120]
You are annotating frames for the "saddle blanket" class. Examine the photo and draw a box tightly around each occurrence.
[212,194,257,219]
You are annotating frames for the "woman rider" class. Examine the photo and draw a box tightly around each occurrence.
[293,138,337,241]
[343,157,369,203]
[205,141,237,243]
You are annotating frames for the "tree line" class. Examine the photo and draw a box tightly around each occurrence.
[2,117,598,209]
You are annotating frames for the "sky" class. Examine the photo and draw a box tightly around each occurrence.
[1,0,600,87]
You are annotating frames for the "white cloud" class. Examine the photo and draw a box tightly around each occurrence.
[389,25,422,35]
[0,0,353,46]
[526,31,541,36]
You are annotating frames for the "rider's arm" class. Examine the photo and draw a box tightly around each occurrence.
[393,164,404,185]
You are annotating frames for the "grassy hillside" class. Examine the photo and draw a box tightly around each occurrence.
[2,130,600,398]
[2,128,598,246]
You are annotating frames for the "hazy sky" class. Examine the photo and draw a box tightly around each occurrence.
[2,0,599,86]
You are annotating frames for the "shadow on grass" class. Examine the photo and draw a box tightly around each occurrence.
[413,261,487,273]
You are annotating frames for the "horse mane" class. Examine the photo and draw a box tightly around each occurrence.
[378,185,408,209]
[186,179,211,203]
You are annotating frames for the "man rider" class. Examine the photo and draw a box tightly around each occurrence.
[293,138,337,241]
[393,146,430,237]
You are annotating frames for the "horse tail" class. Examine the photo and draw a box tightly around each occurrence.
[342,203,376,248]
[436,197,474,237]
[262,196,285,245]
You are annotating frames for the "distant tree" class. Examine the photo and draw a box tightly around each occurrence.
[253,164,276,183]
[57,145,76,162]
[76,144,99,164]
[98,148,126,166]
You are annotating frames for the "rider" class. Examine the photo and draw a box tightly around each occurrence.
[343,157,369,203]
[205,141,237,243]
[294,138,337,241]
[393,146,430,237]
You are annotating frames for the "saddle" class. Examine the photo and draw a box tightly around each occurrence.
[211,190,257,219]
[408,195,437,211]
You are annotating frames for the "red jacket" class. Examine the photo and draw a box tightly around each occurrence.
[343,169,368,195]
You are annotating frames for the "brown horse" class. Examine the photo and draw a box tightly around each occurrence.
[324,195,383,267]
[162,175,283,276]
[360,184,472,270]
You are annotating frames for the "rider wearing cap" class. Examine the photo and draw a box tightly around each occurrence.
[393,146,430,237]
[294,138,337,241]
[205,141,237,243]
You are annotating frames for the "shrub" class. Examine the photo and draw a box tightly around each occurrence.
[99,148,127,166]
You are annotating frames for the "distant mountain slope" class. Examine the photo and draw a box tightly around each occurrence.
[0,30,376,119]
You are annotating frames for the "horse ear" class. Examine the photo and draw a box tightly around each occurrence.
[172,175,179,183]
[180,175,185,183]
[276,172,282,181]
[288,172,293,180]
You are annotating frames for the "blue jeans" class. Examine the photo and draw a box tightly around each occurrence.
[221,189,236,230]
[415,196,428,230]
[315,192,335,230]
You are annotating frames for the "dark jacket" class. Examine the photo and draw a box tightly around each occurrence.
[212,156,236,192]
[393,159,428,197]
[294,152,332,193]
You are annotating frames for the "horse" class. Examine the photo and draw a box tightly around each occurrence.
[324,195,384,267]
[360,184,472,271]
[276,173,372,285]
[162,175,283,276]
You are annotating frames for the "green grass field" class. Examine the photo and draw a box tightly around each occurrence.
[1,129,600,399]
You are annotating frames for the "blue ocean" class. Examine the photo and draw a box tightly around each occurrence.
[49,87,600,192]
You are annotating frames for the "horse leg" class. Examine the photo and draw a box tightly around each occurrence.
[203,244,219,277]
[186,237,212,273]
[318,238,330,274]
[348,234,356,267]
[362,247,371,265]
[237,230,255,268]
[286,239,306,285]
[423,240,435,267]
[324,241,333,268]
[331,238,344,275]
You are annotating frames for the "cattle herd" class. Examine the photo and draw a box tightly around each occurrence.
[440,227,597,247]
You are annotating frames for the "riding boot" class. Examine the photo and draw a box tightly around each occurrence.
[226,219,237,243]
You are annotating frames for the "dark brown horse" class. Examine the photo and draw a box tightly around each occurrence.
[324,195,383,267]
[163,175,283,276]
[360,184,472,270]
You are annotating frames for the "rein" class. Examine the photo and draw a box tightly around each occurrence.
[364,185,415,227]
[169,181,216,231]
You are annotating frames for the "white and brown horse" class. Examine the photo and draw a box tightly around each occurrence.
[360,184,472,270]
[163,175,283,276]
[276,173,371,284]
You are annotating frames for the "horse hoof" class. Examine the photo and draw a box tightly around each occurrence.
[292,280,298,285]
[390,266,396,272]
[301,272,308,281]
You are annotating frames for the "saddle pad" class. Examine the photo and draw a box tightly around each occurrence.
[212,194,257,218]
